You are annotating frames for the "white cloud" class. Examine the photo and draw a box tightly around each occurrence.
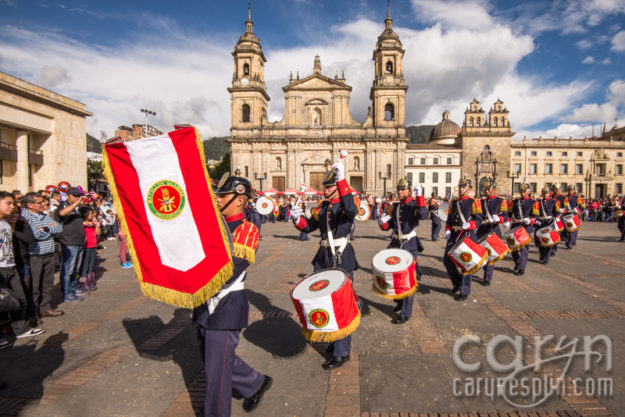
[608,79,625,104]
[37,65,71,88]
[577,39,594,50]
[582,56,596,63]
[601,57,612,64]
[410,0,494,31]
[564,102,618,123]
[611,30,625,51]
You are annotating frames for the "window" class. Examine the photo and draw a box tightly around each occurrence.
[576,183,583,193]
[574,164,582,175]
[433,172,439,182]
[386,164,392,176]
[545,182,552,190]
[545,163,553,174]
[432,186,439,195]
[476,118,481,127]
[447,157,452,164]
[561,182,567,191]
[408,157,414,165]
[596,163,605,176]
[243,63,250,76]
[515,151,521,156]
[420,157,426,165]
[244,166,249,177]
[406,172,413,183]
[546,151,552,156]
[616,184,623,194]
[618,152,623,157]
[275,157,282,170]
[577,151,583,157]
[531,151,537,157]
[616,165,623,175]
[385,60,393,74]
[445,186,451,197]
[561,164,568,174]
[562,151,568,156]
[493,117,497,127]
[384,103,395,121]
[530,163,537,174]
[530,183,537,193]
[445,172,452,183]
[514,163,521,174]
[514,183,520,193]
[469,117,474,127]
[433,158,439,165]
[242,104,250,122]
[419,172,425,183]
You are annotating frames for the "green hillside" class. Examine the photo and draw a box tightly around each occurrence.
[203,136,230,161]
[406,125,435,143]
[86,134,102,153]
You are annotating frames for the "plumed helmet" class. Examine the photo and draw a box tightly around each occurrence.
[519,183,531,193]
[322,170,337,187]
[551,183,560,191]
[215,173,253,198]
[458,176,472,187]
[567,184,576,192]
[396,177,411,189]
[483,178,496,190]
[541,186,550,194]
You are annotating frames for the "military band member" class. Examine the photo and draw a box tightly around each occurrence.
[551,184,568,251]
[509,183,538,275]
[476,180,509,285]
[193,176,272,417]
[429,193,442,241]
[290,158,360,370]
[377,179,427,323]
[443,177,483,301]
[617,198,625,241]
[533,187,561,265]
[563,185,581,248]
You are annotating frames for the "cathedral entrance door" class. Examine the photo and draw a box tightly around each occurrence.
[350,176,363,194]
[310,172,324,191]
[272,176,285,192]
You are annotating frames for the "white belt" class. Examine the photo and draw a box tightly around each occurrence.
[393,229,417,241]
[207,271,246,315]
[319,237,349,254]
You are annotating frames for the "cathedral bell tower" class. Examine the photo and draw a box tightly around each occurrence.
[370,2,408,129]
[228,5,270,129]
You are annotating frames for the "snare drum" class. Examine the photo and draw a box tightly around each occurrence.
[536,225,561,247]
[356,201,371,222]
[290,269,360,343]
[477,232,509,265]
[503,226,531,252]
[447,235,489,275]
[371,249,416,299]
[562,213,580,232]
[554,216,565,233]
[256,196,274,216]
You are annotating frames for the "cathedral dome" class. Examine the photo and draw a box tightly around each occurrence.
[430,110,460,145]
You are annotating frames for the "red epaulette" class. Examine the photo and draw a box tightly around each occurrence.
[232,220,259,263]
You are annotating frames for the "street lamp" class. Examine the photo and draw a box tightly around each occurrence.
[254,172,267,191]
[379,170,390,198]
[507,170,519,195]
[140,108,156,138]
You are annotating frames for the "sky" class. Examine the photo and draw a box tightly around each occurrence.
[1,0,625,141]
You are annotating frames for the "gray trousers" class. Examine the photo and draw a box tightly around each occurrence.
[29,253,56,313]
[0,266,28,335]
[196,328,264,417]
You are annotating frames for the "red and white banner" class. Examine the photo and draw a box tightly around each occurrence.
[103,127,233,308]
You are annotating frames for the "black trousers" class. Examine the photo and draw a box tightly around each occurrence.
[0,266,28,334]
[29,253,56,313]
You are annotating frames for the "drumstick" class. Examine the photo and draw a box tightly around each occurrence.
[294,184,308,208]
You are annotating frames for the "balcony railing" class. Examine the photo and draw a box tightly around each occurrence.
[29,149,44,165]
[0,143,17,162]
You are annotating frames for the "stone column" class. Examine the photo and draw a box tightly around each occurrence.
[16,130,29,191]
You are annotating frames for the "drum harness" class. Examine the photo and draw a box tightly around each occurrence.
[538,199,555,227]
[206,271,246,315]
[319,204,349,267]
[514,199,530,224]
[482,197,496,224]
[393,202,417,246]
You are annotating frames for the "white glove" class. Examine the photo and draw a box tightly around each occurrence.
[534,220,542,228]
[523,217,531,225]
[378,214,391,226]
[413,184,423,197]
[290,206,303,222]
[574,207,579,214]
[462,222,471,230]
[444,230,451,239]
[504,221,511,228]
[331,160,345,181]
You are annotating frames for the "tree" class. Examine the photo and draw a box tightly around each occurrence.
[87,160,104,190]
[209,152,231,180]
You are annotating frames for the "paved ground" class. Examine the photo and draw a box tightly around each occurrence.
[1,219,623,417]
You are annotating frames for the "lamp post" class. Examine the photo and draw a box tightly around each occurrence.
[140,108,156,138]
[254,172,267,191]
[507,170,519,195]
[379,170,390,198]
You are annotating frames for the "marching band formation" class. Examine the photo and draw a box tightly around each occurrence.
[203,150,624,416]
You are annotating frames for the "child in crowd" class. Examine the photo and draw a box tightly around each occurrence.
[79,206,99,292]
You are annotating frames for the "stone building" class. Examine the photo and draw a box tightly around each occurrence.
[115,124,162,141]
[228,6,408,194]
[0,71,92,192]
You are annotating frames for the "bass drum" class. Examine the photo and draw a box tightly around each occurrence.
[437,201,450,221]
[255,196,274,216]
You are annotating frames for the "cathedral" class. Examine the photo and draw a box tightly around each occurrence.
[228,6,625,199]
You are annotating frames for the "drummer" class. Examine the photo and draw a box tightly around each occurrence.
[533,187,561,265]
[429,193,442,241]
[443,177,483,301]
[476,180,509,285]
[290,157,360,370]
[377,178,427,324]
[508,183,538,275]
[618,197,625,242]
[563,185,581,249]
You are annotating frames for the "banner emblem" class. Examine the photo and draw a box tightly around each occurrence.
[147,180,186,220]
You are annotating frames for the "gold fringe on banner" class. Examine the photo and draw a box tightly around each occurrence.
[463,252,489,275]
[487,248,510,265]
[301,312,361,343]
[101,128,235,309]
[370,282,417,300]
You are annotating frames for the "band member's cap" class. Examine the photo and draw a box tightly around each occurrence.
[396,177,411,189]
[551,183,560,191]
[567,184,576,192]
[215,173,253,198]
[458,176,472,187]
[483,179,496,189]
[322,170,337,186]
[541,186,550,194]
[519,183,531,192]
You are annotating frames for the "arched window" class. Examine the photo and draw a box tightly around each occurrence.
[476,117,481,127]
[313,108,322,126]
[243,63,250,76]
[242,104,250,123]
[493,117,497,127]
[275,157,282,170]
[472,105,476,111]
[385,60,393,74]
[353,156,360,171]
[384,103,395,121]
[469,117,474,127]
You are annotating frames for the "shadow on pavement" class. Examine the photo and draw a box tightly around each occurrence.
[358,295,394,319]
[0,331,68,404]
[244,289,307,358]
[271,234,308,240]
